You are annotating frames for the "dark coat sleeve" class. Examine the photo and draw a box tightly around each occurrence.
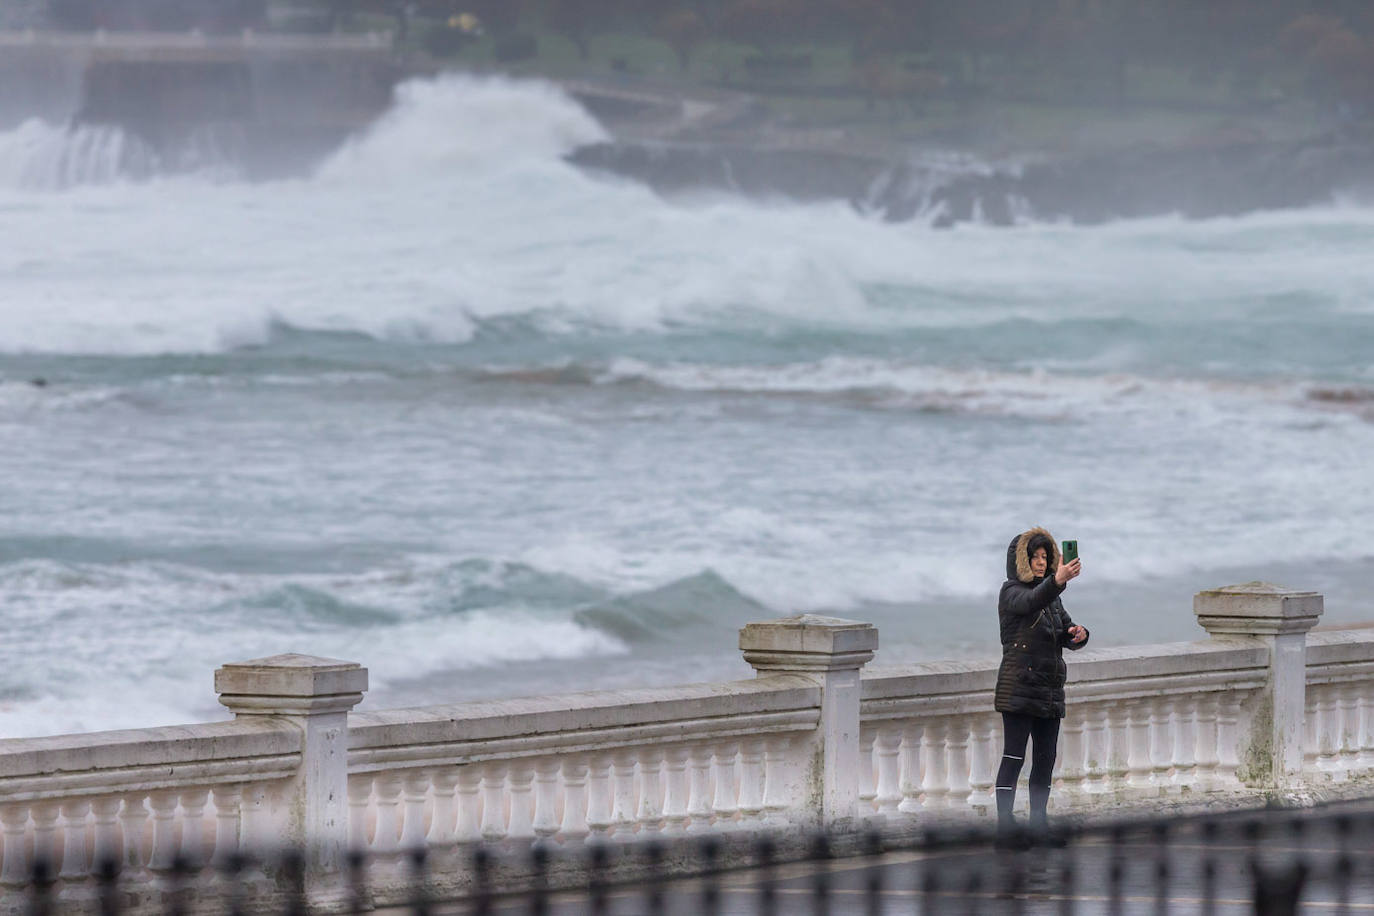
[1057,607,1090,650]
[1000,576,1064,619]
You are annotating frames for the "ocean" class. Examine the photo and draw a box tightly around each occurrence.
[2,75,1373,739]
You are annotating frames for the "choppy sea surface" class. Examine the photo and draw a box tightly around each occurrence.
[2,76,1373,738]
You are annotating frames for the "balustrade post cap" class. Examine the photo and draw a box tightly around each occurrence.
[1193,582,1323,637]
[739,614,877,672]
[215,653,368,716]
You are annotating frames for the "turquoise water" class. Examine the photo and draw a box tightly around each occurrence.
[2,75,1373,737]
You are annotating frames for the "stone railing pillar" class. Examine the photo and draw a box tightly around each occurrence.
[1194,582,1322,789]
[739,615,878,827]
[215,654,368,873]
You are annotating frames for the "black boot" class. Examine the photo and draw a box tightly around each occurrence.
[994,789,1030,851]
[1028,785,1067,848]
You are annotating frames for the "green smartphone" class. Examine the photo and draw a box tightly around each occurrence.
[1062,540,1079,563]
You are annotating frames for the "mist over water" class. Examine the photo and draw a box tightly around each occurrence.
[3,75,1374,737]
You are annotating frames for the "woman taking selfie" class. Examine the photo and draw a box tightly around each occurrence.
[993,526,1088,848]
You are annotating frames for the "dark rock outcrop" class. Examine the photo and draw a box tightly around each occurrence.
[568,141,888,203]
[567,125,1374,226]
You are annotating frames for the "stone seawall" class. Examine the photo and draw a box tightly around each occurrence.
[0,31,401,178]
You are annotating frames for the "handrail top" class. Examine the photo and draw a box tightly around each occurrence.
[0,717,299,780]
[861,637,1269,700]
[349,674,820,747]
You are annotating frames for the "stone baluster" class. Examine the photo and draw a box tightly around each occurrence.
[873,727,903,817]
[60,799,92,880]
[211,787,242,868]
[347,777,373,852]
[1358,687,1374,770]
[762,737,793,825]
[710,742,739,826]
[559,759,591,841]
[945,722,972,810]
[506,763,535,842]
[29,804,60,874]
[1193,694,1221,788]
[23,807,56,878]
[585,755,615,840]
[921,720,950,809]
[120,795,149,871]
[90,798,122,873]
[1057,711,1086,798]
[1303,691,1319,769]
[145,793,178,873]
[965,716,997,811]
[1125,700,1153,790]
[636,750,666,835]
[478,765,508,843]
[179,789,209,866]
[372,774,403,854]
[661,747,691,834]
[0,805,30,885]
[1083,705,1110,793]
[1171,699,1198,791]
[736,741,766,824]
[1215,696,1242,785]
[1194,583,1322,789]
[239,785,268,853]
[1316,685,1342,774]
[454,767,482,844]
[401,772,430,851]
[426,770,458,848]
[1148,699,1174,792]
[610,750,638,838]
[684,747,713,833]
[531,759,561,844]
[858,730,877,811]
[897,722,923,814]
[1107,705,1130,792]
[1337,684,1360,769]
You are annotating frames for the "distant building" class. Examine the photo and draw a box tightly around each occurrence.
[46,0,268,32]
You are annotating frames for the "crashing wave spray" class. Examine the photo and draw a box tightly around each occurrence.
[0,119,160,189]
[0,117,247,190]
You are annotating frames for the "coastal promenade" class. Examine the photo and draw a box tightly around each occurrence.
[0,29,392,60]
[2,582,1372,911]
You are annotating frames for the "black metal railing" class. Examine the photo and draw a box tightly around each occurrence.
[10,801,1374,914]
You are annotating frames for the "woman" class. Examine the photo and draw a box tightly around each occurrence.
[993,526,1088,848]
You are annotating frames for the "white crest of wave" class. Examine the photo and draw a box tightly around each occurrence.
[317,74,608,181]
[0,118,159,190]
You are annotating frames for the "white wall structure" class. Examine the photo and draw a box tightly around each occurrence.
[2,583,1373,911]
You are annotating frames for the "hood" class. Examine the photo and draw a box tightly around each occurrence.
[1006,527,1060,583]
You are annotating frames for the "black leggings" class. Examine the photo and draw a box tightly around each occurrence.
[996,712,1060,793]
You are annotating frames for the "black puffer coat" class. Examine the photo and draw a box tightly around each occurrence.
[993,527,1090,719]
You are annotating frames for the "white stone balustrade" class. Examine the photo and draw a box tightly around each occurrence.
[2,584,1374,911]
[0,719,298,892]
[340,673,821,874]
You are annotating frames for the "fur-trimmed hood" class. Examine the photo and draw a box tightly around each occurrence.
[1006,527,1060,583]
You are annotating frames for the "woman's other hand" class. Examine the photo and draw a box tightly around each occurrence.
[1067,625,1087,645]
[1055,558,1081,586]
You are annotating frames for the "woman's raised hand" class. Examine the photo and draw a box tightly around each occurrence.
[1055,558,1082,585]
[1067,625,1087,644]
